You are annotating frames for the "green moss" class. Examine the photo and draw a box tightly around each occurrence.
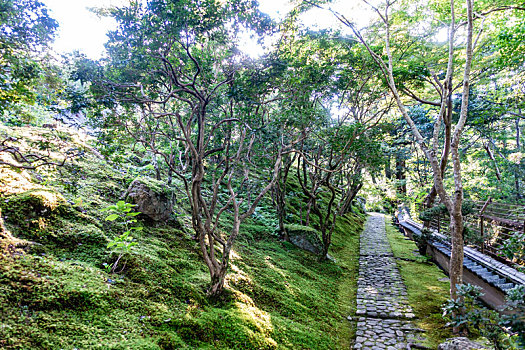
[284,224,322,249]
[384,217,453,348]
[0,189,68,238]
[1,189,66,216]
[0,126,366,349]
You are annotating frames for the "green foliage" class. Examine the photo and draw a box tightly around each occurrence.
[495,13,525,68]
[413,227,433,255]
[461,223,482,246]
[419,203,448,222]
[443,284,525,349]
[419,200,476,222]
[101,201,141,274]
[504,285,525,344]
[251,206,279,235]
[0,0,58,112]
[501,232,525,265]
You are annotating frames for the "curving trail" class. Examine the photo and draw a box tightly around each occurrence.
[353,213,425,349]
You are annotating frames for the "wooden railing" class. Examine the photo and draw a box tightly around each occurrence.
[422,200,525,267]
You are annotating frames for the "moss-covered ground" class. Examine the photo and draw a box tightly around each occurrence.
[0,126,364,349]
[384,217,454,348]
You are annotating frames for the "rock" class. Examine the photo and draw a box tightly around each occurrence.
[285,224,323,255]
[124,179,173,221]
[438,337,490,350]
[42,123,57,129]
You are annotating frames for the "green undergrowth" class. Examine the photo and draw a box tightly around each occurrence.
[0,126,364,349]
[384,217,453,348]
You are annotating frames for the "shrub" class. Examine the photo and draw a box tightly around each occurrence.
[413,227,433,255]
[101,201,141,273]
[442,284,525,349]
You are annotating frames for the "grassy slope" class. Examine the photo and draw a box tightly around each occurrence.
[0,126,363,349]
[384,216,454,348]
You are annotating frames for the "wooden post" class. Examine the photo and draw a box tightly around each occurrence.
[480,215,485,254]
[479,198,492,254]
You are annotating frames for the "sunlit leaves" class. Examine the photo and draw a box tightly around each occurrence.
[0,0,58,111]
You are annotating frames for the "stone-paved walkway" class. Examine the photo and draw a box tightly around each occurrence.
[353,213,425,350]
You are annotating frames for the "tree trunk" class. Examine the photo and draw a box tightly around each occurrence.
[340,0,473,313]
[515,116,522,200]
[305,201,310,225]
[449,212,464,299]
[319,241,329,261]
[338,182,362,215]
[152,152,161,180]
[516,114,521,149]
[424,107,452,227]
[484,143,502,181]
[275,154,295,241]
[385,155,392,179]
[277,196,287,240]
[395,155,407,195]
[207,267,227,298]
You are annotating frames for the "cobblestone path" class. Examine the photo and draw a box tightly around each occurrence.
[353,213,425,350]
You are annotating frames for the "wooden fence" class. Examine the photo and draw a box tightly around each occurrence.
[423,199,525,267]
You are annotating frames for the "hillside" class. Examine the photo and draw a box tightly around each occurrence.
[0,125,365,349]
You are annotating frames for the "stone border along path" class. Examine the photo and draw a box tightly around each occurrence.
[353,213,426,350]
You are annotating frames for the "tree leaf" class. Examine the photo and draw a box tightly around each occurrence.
[100,205,116,212]
[105,213,119,221]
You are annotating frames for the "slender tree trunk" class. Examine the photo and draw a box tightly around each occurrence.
[276,184,287,239]
[395,155,407,195]
[320,231,330,260]
[385,155,392,179]
[515,116,522,200]
[167,152,175,186]
[516,115,521,149]
[152,152,161,180]
[306,201,312,225]
[275,154,295,241]
[449,212,464,300]
[424,107,452,227]
[339,183,363,215]
[484,143,502,181]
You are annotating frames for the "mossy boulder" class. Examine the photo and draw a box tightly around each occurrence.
[285,224,323,255]
[0,189,106,247]
[1,189,67,226]
[124,178,173,221]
